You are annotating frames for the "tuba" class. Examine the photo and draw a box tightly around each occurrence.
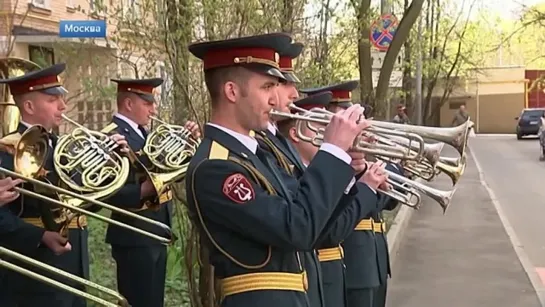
[0,57,42,137]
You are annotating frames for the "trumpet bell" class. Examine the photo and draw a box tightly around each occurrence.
[370,119,472,156]
[387,170,456,213]
[435,155,467,186]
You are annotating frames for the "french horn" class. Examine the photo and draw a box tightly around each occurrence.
[0,121,174,244]
[130,116,200,197]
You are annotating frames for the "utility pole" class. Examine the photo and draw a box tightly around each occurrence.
[415,12,423,125]
[381,0,391,119]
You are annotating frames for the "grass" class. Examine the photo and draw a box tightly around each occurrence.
[86,206,190,307]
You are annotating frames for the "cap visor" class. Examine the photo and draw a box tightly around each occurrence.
[332,102,353,109]
[248,64,286,80]
[138,93,156,103]
[282,72,300,83]
[41,86,68,96]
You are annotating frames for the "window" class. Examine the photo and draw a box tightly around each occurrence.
[521,110,545,120]
[449,101,465,110]
[28,46,54,67]
[31,0,48,8]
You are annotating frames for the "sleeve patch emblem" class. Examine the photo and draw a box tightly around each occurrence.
[222,173,255,204]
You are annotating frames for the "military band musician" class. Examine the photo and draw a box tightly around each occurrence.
[185,32,374,307]
[0,63,129,307]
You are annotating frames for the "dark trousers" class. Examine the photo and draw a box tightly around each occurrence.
[373,282,387,307]
[346,287,375,307]
[0,230,87,307]
[111,245,167,307]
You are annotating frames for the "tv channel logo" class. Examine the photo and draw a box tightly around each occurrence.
[59,20,106,38]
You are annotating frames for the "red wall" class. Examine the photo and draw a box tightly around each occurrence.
[526,70,545,108]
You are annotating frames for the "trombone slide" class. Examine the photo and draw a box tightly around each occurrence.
[0,247,129,307]
[0,166,173,245]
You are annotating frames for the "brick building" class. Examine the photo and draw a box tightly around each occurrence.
[0,0,166,133]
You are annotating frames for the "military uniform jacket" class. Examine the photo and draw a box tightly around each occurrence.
[186,124,358,307]
[342,163,403,289]
[104,116,172,246]
[374,163,403,284]
[316,181,379,307]
[255,128,325,307]
[0,123,89,296]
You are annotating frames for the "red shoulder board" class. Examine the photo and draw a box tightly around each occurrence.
[222,173,255,204]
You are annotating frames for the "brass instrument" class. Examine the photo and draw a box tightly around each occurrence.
[0,57,42,137]
[271,106,427,161]
[135,116,200,196]
[269,107,462,212]
[0,247,129,307]
[385,169,456,212]
[0,123,174,244]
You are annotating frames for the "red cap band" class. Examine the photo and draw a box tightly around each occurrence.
[117,83,155,95]
[9,75,60,95]
[202,47,279,70]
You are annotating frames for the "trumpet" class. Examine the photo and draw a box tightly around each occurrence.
[385,169,456,212]
[269,106,461,211]
[0,122,174,245]
[130,116,200,197]
[270,107,427,161]
[1,247,128,307]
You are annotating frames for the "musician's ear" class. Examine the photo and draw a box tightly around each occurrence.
[288,126,299,143]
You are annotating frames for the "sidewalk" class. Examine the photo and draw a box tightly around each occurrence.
[386,147,542,307]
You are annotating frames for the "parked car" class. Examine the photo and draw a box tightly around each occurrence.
[515,108,545,139]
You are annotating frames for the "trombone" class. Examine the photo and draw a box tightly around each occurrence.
[0,123,174,245]
[0,247,129,307]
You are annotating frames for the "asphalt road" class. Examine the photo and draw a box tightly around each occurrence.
[386,136,543,307]
[469,135,545,279]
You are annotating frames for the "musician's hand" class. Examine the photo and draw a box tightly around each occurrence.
[109,134,130,153]
[378,181,393,191]
[41,231,72,255]
[0,177,24,206]
[349,151,367,174]
[184,121,201,140]
[360,161,389,191]
[323,104,370,151]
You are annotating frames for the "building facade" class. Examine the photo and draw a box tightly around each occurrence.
[0,0,166,133]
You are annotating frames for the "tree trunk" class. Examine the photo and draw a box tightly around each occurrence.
[352,0,374,109]
[375,0,425,117]
[402,0,413,119]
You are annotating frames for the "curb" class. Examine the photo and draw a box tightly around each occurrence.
[386,194,416,271]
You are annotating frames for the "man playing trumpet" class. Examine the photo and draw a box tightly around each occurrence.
[301,81,406,307]
[275,90,391,307]
[186,32,373,307]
